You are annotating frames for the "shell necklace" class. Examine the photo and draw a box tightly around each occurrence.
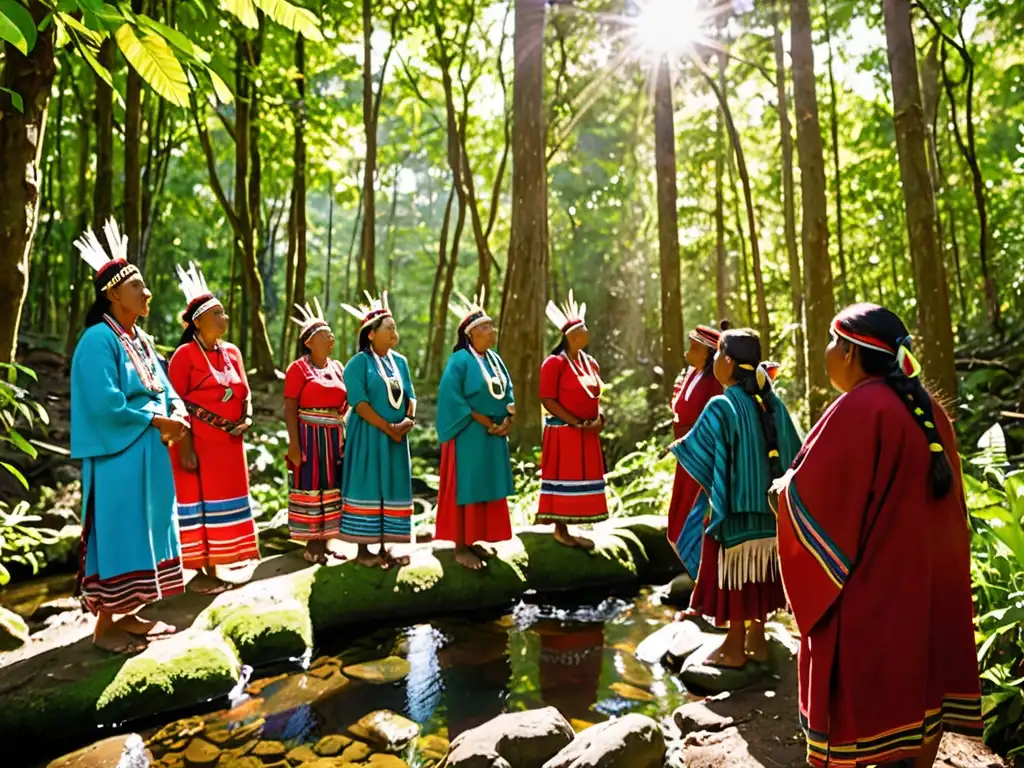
[371,349,404,410]
[470,346,507,400]
[195,339,241,403]
[563,350,602,399]
[103,315,164,394]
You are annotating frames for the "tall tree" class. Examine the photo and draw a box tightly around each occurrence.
[0,1,55,362]
[790,0,836,421]
[822,0,847,303]
[714,50,727,324]
[882,0,956,397]
[501,0,548,448]
[654,57,684,391]
[94,39,115,255]
[773,2,806,405]
[124,0,145,266]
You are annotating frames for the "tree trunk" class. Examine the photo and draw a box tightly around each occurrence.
[124,0,145,266]
[325,173,334,311]
[291,35,309,361]
[65,109,91,357]
[234,29,275,375]
[790,0,836,421]
[425,183,456,382]
[714,51,727,324]
[703,67,770,353]
[773,1,806,405]
[654,57,685,389]
[822,0,847,304]
[882,0,957,399]
[501,0,548,448]
[428,184,466,386]
[0,2,56,362]
[727,150,753,325]
[360,0,377,295]
[94,39,115,233]
[920,36,951,312]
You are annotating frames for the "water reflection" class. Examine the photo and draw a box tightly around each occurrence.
[46,588,693,768]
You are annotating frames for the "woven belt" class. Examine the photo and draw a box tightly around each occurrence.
[185,401,242,434]
[298,408,345,427]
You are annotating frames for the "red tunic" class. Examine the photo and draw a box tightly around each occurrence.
[537,353,608,524]
[169,341,260,568]
[777,379,982,767]
[666,368,722,545]
[283,356,348,541]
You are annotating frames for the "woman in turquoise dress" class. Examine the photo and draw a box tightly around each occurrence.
[339,293,417,568]
[435,292,515,570]
[70,219,188,654]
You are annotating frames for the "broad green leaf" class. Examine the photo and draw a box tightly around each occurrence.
[0,86,23,112]
[0,0,36,55]
[252,0,323,41]
[56,11,102,45]
[115,24,190,108]
[0,462,27,489]
[220,0,258,29]
[205,64,233,104]
[8,430,37,459]
[137,13,211,64]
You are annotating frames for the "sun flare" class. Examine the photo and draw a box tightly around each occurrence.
[629,0,709,57]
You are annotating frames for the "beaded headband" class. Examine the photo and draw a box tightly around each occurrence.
[340,291,392,333]
[450,290,492,335]
[545,290,587,335]
[74,218,140,293]
[175,262,222,322]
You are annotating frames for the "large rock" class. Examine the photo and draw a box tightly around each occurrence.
[541,714,666,768]
[673,702,734,734]
[342,656,411,684]
[46,734,150,768]
[0,605,29,651]
[664,620,708,669]
[439,707,575,768]
[680,642,763,694]
[349,710,420,752]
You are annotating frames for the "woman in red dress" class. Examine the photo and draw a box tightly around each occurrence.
[536,291,608,550]
[777,304,981,768]
[284,300,349,565]
[666,323,725,576]
[170,263,260,594]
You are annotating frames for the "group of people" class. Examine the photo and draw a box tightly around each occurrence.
[68,217,982,768]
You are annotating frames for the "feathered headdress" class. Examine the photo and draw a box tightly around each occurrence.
[545,290,587,335]
[73,218,138,292]
[449,289,491,335]
[340,291,392,334]
[175,262,221,323]
[291,298,330,342]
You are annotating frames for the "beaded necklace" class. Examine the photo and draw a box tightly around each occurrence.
[470,346,507,400]
[371,349,405,410]
[563,350,602,399]
[103,315,164,394]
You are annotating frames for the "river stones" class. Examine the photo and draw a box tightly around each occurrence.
[679,643,763,693]
[47,734,152,768]
[608,682,655,702]
[285,745,319,765]
[252,740,288,760]
[349,710,420,752]
[418,734,450,761]
[262,671,349,716]
[314,734,353,756]
[183,739,221,768]
[672,701,734,734]
[364,755,409,767]
[342,656,411,684]
[339,741,372,762]
[441,707,574,767]
[542,714,665,768]
[663,621,708,669]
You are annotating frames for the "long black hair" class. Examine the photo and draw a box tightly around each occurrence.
[84,286,111,329]
[549,323,586,357]
[834,304,952,498]
[358,316,388,352]
[720,328,783,480]
[177,304,204,347]
[699,319,730,375]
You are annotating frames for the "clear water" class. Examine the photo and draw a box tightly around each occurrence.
[47,587,692,767]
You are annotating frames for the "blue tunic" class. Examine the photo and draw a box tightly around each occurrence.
[71,321,185,614]
[339,350,416,543]
[436,348,515,505]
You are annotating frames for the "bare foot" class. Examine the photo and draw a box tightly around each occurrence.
[706,641,748,669]
[381,549,411,569]
[355,550,385,568]
[745,630,769,663]
[469,543,497,560]
[188,574,234,594]
[572,535,596,551]
[454,549,485,570]
[116,616,178,638]
[94,626,148,655]
[553,528,579,548]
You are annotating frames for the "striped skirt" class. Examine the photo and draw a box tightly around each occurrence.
[288,409,345,541]
[536,417,609,524]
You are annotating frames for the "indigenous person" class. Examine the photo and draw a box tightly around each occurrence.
[339,292,417,569]
[70,219,185,653]
[284,300,348,565]
[168,263,260,593]
[435,292,515,570]
[667,323,726,577]
[776,304,982,768]
[669,329,801,667]
[536,291,608,550]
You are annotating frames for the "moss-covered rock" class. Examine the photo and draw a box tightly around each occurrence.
[520,528,644,592]
[0,605,29,651]
[607,516,684,581]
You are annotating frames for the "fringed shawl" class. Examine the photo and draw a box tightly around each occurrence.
[671,385,801,588]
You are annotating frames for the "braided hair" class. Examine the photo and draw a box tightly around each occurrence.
[720,328,783,480]
[833,304,952,498]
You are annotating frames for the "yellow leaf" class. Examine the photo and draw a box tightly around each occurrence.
[206,66,234,104]
[252,0,324,42]
[219,0,258,29]
[115,24,190,108]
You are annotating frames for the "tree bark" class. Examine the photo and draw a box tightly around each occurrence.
[424,183,456,383]
[0,2,56,362]
[65,105,91,357]
[714,51,728,324]
[124,0,145,266]
[882,0,957,399]
[822,0,847,304]
[360,0,377,295]
[773,1,806,405]
[94,39,115,234]
[702,66,770,354]
[291,35,309,361]
[501,0,548,448]
[654,57,685,389]
[790,0,836,421]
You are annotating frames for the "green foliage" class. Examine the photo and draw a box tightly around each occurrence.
[0,363,47,489]
[0,501,60,586]
[964,425,1024,755]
